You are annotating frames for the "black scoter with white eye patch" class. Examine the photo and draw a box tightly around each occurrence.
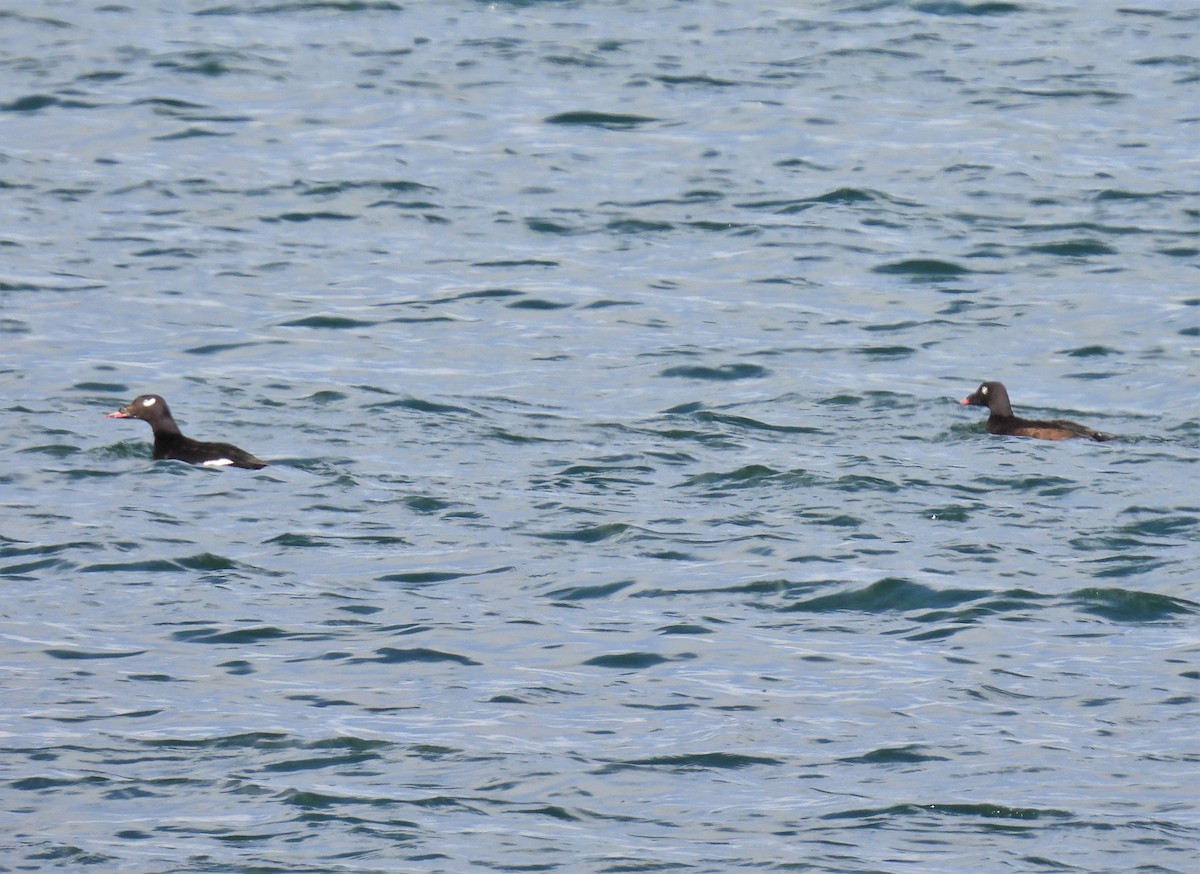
[960,381,1113,442]
[106,394,268,469]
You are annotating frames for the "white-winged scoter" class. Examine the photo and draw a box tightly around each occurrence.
[107,394,267,468]
[961,381,1113,442]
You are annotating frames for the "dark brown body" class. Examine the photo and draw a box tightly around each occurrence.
[961,382,1113,442]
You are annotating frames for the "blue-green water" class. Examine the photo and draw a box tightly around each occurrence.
[2,2,1198,871]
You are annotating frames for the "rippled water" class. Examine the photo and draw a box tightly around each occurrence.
[2,1,1199,872]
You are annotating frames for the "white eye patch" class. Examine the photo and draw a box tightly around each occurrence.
[981,386,988,395]
[202,458,234,467]
[142,397,157,407]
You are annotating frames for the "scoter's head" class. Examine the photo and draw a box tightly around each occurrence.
[960,381,1011,416]
[106,394,174,424]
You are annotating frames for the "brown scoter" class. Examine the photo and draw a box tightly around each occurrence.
[961,381,1113,442]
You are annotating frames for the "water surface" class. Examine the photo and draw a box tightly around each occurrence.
[2,1,1198,872]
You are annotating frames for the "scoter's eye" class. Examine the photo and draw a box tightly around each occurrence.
[142,397,157,407]
[981,386,988,395]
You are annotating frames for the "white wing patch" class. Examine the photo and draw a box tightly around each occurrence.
[142,396,157,407]
[202,458,235,467]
